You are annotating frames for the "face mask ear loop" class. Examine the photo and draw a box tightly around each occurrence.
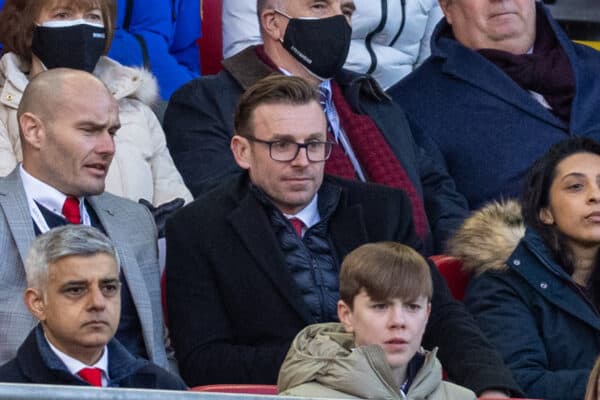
[273,8,292,19]
[273,9,291,44]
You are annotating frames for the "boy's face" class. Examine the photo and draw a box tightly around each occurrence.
[338,289,430,368]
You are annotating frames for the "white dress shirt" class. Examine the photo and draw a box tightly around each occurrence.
[45,335,110,386]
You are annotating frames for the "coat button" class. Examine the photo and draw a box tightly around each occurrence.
[5,94,13,101]
[540,282,548,289]
[513,259,521,266]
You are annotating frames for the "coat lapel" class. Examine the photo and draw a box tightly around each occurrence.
[440,41,566,130]
[434,7,568,132]
[86,195,157,360]
[227,192,314,324]
[0,169,36,264]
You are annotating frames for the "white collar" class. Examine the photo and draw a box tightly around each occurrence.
[20,165,75,217]
[19,164,90,232]
[45,334,110,385]
[283,194,320,229]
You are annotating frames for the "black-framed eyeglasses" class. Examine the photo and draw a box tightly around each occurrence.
[247,137,334,162]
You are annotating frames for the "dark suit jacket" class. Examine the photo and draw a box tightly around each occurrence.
[166,174,520,395]
[0,325,187,390]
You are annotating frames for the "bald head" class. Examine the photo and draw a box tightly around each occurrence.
[18,68,120,197]
[18,68,111,128]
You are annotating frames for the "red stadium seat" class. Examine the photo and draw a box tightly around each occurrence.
[190,384,278,395]
[430,255,469,301]
[198,0,224,75]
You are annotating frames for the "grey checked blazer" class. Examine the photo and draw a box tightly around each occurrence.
[0,168,168,369]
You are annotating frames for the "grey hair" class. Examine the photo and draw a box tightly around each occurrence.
[25,225,120,292]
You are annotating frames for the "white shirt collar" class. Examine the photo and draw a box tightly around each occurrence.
[19,165,75,217]
[19,164,90,232]
[284,194,320,230]
[45,334,110,385]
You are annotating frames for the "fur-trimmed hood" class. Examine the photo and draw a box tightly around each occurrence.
[94,56,158,105]
[447,200,525,276]
[0,53,159,109]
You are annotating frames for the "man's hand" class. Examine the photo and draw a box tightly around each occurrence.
[139,198,185,238]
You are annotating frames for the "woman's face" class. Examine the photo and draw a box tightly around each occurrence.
[540,152,600,252]
[37,2,103,26]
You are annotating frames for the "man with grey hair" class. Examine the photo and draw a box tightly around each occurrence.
[0,225,186,389]
[0,68,170,370]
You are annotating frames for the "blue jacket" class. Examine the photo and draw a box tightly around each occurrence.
[389,3,600,210]
[464,229,600,400]
[109,0,201,99]
[0,325,187,390]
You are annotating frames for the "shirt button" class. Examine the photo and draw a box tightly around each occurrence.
[540,282,548,289]
[513,259,521,266]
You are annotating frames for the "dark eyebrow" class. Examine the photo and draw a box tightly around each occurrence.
[100,278,120,285]
[559,172,586,182]
[59,280,87,289]
[76,121,106,130]
[270,133,327,141]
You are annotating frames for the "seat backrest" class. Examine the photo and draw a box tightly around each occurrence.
[429,255,469,301]
[198,0,224,75]
[190,384,279,395]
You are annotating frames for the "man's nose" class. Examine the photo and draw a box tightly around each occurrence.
[97,132,116,156]
[87,286,107,311]
[291,146,310,166]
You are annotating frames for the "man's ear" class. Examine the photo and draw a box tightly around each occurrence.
[539,208,554,225]
[24,288,46,322]
[337,300,354,333]
[19,112,46,150]
[260,8,285,41]
[231,135,252,170]
[438,0,453,23]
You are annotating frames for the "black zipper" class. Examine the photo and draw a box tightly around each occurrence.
[365,0,388,74]
[389,0,407,47]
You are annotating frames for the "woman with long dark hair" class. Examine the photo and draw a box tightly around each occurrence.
[449,137,600,400]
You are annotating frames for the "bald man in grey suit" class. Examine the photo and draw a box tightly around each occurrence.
[0,69,169,369]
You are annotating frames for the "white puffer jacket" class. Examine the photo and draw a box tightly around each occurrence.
[222,0,442,89]
[0,53,192,206]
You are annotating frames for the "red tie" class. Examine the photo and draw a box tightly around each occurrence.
[78,367,102,387]
[62,196,81,224]
[289,218,305,237]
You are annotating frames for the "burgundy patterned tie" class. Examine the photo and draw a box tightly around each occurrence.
[62,196,81,224]
[77,367,102,387]
[289,218,305,237]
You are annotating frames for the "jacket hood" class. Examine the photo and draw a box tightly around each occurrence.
[277,322,442,399]
[447,200,525,276]
[95,56,158,105]
[0,53,159,108]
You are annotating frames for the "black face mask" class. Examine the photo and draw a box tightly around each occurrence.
[31,22,106,73]
[278,12,352,80]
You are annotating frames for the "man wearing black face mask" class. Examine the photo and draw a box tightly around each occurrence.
[164,2,519,395]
